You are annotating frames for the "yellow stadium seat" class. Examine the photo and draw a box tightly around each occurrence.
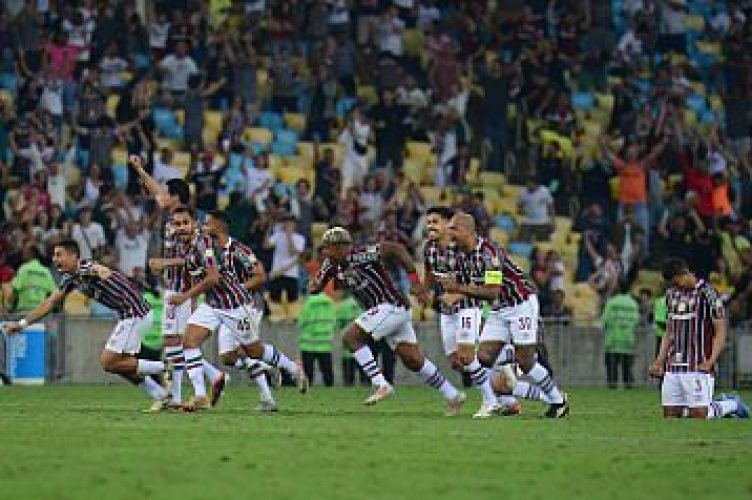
[406,141,432,160]
[173,151,191,168]
[64,291,90,315]
[403,158,426,185]
[609,177,620,201]
[496,196,519,215]
[174,109,185,126]
[490,227,508,247]
[203,128,219,147]
[243,127,273,147]
[284,112,306,134]
[404,29,424,58]
[688,81,706,96]
[595,93,614,111]
[257,68,269,87]
[684,109,698,127]
[709,94,723,111]
[297,141,314,159]
[503,184,521,198]
[479,171,505,189]
[106,94,119,117]
[685,14,705,32]
[111,148,128,166]
[357,85,378,105]
[66,165,81,186]
[204,110,223,131]
[583,120,602,139]
[695,41,721,56]
[312,222,328,244]
[419,186,445,205]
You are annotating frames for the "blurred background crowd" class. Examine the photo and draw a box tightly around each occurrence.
[0,0,752,340]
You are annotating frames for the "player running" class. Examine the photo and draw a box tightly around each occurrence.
[169,207,307,411]
[650,258,749,419]
[423,206,500,418]
[438,213,569,418]
[128,154,224,410]
[203,210,281,412]
[4,240,169,405]
[310,226,466,415]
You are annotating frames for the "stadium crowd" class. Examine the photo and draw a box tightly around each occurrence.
[0,0,751,336]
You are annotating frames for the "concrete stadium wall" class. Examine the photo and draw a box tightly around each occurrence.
[49,317,680,388]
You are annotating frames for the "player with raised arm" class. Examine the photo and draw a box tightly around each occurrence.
[128,154,225,410]
[311,226,466,415]
[4,240,169,405]
[439,213,569,418]
[650,258,749,419]
[203,210,281,412]
[169,207,307,411]
[423,207,500,418]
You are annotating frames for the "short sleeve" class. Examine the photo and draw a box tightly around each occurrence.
[702,285,725,320]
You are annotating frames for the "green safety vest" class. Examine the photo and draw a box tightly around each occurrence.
[336,297,363,359]
[143,292,164,350]
[297,293,337,353]
[602,293,640,354]
[654,295,667,338]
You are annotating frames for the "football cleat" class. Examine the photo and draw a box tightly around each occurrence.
[444,391,467,417]
[364,384,395,406]
[725,393,750,419]
[500,401,522,416]
[266,366,282,389]
[256,399,279,413]
[543,394,570,419]
[210,371,227,407]
[143,396,172,414]
[472,402,501,419]
[181,396,211,412]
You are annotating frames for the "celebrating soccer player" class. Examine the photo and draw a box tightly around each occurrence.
[4,241,169,405]
[650,258,749,419]
[203,210,281,412]
[310,226,466,415]
[129,154,225,410]
[423,207,500,418]
[438,213,569,418]
[168,207,307,410]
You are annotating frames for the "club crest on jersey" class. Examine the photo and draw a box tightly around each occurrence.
[678,301,687,313]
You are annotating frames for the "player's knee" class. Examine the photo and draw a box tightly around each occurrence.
[343,326,365,351]
[244,342,263,359]
[449,353,463,371]
[100,353,117,373]
[398,345,423,371]
[476,348,493,367]
[456,350,474,367]
[163,335,181,348]
[516,347,535,371]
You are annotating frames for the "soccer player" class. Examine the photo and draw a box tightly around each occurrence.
[310,226,466,415]
[203,210,281,412]
[4,240,168,404]
[439,213,569,418]
[649,258,749,419]
[168,207,307,410]
[423,206,500,418]
[129,154,225,410]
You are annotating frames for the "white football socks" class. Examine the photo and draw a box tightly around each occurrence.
[526,362,564,405]
[513,380,552,403]
[136,359,165,375]
[140,377,168,400]
[417,358,459,400]
[466,358,497,404]
[184,347,207,398]
[202,359,223,383]
[261,344,299,375]
[707,400,738,419]
[353,345,388,387]
[165,345,184,404]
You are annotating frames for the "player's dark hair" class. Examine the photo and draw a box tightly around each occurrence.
[208,209,230,230]
[55,239,80,257]
[426,206,455,220]
[662,257,689,282]
[172,205,195,219]
[166,178,190,204]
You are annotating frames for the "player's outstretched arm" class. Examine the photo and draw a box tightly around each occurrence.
[128,154,172,208]
[148,257,186,273]
[380,241,429,301]
[4,290,66,334]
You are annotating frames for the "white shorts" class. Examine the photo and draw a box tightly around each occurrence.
[439,308,482,355]
[189,303,259,348]
[662,372,714,408]
[480,296,539,346]
[162,290,192,336]
[105,311,154,355]
[218,307,263,355]
[355,303,417,350]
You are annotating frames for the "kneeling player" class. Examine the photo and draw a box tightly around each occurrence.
[310,227,466,415]
[649,258,749,419]
[4,240,168,405]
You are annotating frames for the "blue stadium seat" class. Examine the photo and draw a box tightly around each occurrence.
[572,92,595,110]
[495,214,516,233]
[271,129,298,156]
[508,242,534,258]
[258,112,284,132]
[686,93,707,114]
[152,108,182,139]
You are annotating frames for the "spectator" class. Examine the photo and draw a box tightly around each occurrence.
[541,289,572,327]
[601,286,640,389]
[0,252,14,315]
[338,104,371,196]
[370,88,407,169]
[519,176,555,242]
[159,40,198,95]
[376,6,405,59]
[296,292,336,387]
[71,206,105,260]
[10,244,55,312]
[265,214,305,306]
[588,244,622,309]
[114,221,148,278]
[246,152,274,213]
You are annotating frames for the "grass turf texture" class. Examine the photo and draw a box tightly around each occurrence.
[1,386,751,500]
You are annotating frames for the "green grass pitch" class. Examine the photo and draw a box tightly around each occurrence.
[1,385,751,499]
